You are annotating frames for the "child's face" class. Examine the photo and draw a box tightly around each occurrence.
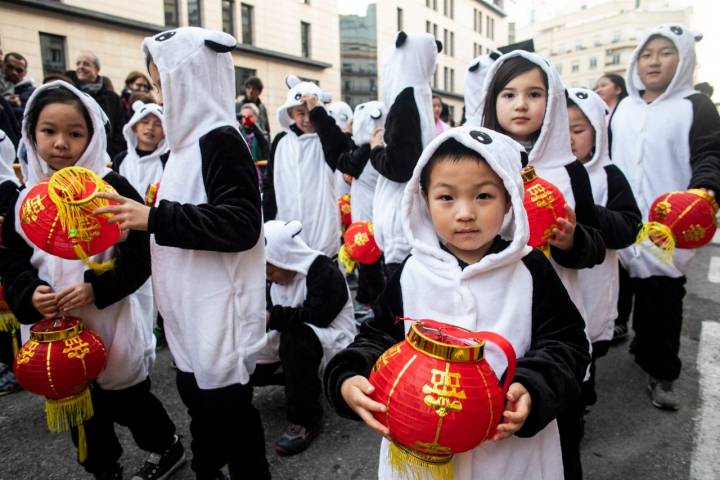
[266,263,297,285]
[288,104,315,134]
[638,36,678,94]
[567,106,595,164]
[148,60,163,103]
[496,68,547,142]
[424,157,510,265]
[432,97,442,121]
[133,114,164,151]
[594,77,621,104]
[34,102,90,171]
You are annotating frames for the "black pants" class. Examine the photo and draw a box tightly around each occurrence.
[383,261,403,281]
[582,340,610,407]
[70,377,176,475]
[0,330,17,368]
[176,370,270,480]
[557,394,585,480]
[614,263,634,328]
[251,323,324,429]
[355,260,385,305]
[632,275,686,381]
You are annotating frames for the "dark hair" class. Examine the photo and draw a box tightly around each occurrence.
[129,91,156,105]
[42,73,72,84]
[420,138,487,192]
[4,52,27,66]
[245,76,264,92]
[481,56,549,136]
[599,73,628,100]
[125,70,151,88]
[695,82,714,97]
[25,86,94,144]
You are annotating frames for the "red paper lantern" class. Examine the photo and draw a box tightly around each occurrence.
[343,221,382,264]
[522,166,567,252]
[637,189,719,262]
[338,193,352,227]
[369,319,516,479]
[19,166,121,272]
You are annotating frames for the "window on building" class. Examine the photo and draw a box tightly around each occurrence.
[612,31,620,43]
[571,61,579,73]
[443,29,448,55]
[188,0,202,27]
[486,16,494,40]
[450,31,454,57]
[426,21,432,34]
[164,0,180,27]
[432,0,437,10]
[433,23,438,40]
[433,68,438,89]
[444,66,449,91]
[593,35,601,46]
[589,57,597,69]
[39,32,66,78]
[241,3,253,44]
[235,67,256,96]
[221,0,235,35]
[473,9,477,32]
[478,10,482,34]
[450,68,455,92]
[301,21,311,58]
[449,0,454,19]
[575,40,583,50]
[610,53,620,64]
[426,0,431,7]
[508,22,516,43]
[397,8,403,31]
[443,0,448,16]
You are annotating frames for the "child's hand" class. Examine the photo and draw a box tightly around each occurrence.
[56,283,95,312]
[549,205,576,251]
[370,128,385,149]
[340,375,389,437]
[301,93,318,110]
[94,192,151,231]
[32,285,58,318]
[343,173,353,185]
[492,382,532,441]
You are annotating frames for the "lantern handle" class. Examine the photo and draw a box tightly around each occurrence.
[473,331,516,395]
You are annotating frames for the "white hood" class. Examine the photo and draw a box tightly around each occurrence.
[277,75,331,130]
[119,101,168,198]
[463,54,495,127]
[122,101,168,154]
[402,126,531,277]
[264,220,321,276]
[0,129,18,185]
[626,24,701,102]
[142,27,237,151]
[351,100,387,146]
[327,101,353,131]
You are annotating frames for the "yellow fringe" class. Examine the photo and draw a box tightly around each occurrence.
[636,222,675,264]
[0,310,20,332]
[387,442,454,480]
[77,423,88,464]
[338,245,357,274]
[45,387,94,433]
[73,245,116,273]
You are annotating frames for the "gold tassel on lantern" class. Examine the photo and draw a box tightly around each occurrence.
[45,387,94,432]
[338,245,357,274]
[387,442,454,480]
[635,222,675,264]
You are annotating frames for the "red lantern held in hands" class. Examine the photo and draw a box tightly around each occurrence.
[369,319,516,480]
[338,193,352,227]
[338,221,383,273]
[637,189,719,263]
[522,166,567,254]
[19,166,121,272]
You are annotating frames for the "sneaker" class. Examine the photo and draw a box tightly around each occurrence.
[95,464,123,480]
[275,422,320,456]
[647,376,680,411]
[131,435,186,480]
[0,367,22,396]
[611,324,628,343]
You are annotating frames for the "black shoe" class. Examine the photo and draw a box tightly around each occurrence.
[611,324,628,344]
[0,365,22,396]
[95,464,123,480]
[131,435,186,480]
[275,422,321,456]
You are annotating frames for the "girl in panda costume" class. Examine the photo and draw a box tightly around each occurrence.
[610,24,720,410]
[98,28,270,479]
[370,32,439,278]
[263,76,348,258]
[253,219,355,455]
[325,126,590,480]
[0,81,181,480]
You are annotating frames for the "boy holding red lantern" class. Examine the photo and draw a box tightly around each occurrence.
[325,127,590,479]
[610,24,720,410]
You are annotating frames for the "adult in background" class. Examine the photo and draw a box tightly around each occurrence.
[0,52,35,121]
[237,102,269,162]
[66,51,125,157]
[594,73,628,125]
[121,71,153,120]
[238,76,270,135]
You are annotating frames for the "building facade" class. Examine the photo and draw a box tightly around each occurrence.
[0,0,341,135]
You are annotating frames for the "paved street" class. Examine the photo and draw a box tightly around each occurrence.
[1,241,718,480]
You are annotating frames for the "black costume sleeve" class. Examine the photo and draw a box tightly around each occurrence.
[82,173,150,309]
[148,126,262,252]
[370,87,423,183]
[107,95,127,159]
[310,106,350,171]
[550,161,606,268]
[324,260,407,419]
[262,131,286,221]
[111,150,127,173]
[337,143,371,179]
[686,93,720,194]
[268,255,349,332]
[595,165,641,249]
[251,123,270,160]
[514,250,591,437]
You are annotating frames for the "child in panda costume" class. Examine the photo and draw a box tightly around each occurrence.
[252,219,355,455]
[99,28,270,479]
[325,126,590,480]
[610,24,720,410]
[370,32,439,278]
[463,54,495,127]
[263,76,348,258]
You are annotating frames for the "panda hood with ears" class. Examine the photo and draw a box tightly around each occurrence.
[352,100,387,146]
[464,54,495,127]
[627,23,701,102]
[277,75,332,130]
[328,101,353,131]
[120,100,168,198]
[142,27,237,150]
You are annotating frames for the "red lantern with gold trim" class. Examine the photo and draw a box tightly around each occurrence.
[522,166,567,252]
[19,166,121,272]
[14,316,106,461]
[338,193,352,227]
[637,189,719,262]
[369,319,516,479]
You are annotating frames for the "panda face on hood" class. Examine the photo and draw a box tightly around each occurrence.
[264,219,319,276]
[277,75,331,130]
[123,100,168,154]
[327,101,353,131]
[352,100,387,146]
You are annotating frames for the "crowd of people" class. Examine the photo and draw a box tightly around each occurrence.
[0,20,718,480]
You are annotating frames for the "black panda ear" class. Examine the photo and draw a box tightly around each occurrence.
[520,151,529,167]
[436,41,443,53]
[468,62,480,72]
[396,31,408,48]
[205,39,234,53]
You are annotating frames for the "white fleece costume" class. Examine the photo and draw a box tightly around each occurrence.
[463,54,495,127]
[273,77,341,257]
[329,101,354,197]
[350,101,386,222]
[257,220,356,369]
[0,129,18,185]
[142,27,266,389]
[15,81,155,390]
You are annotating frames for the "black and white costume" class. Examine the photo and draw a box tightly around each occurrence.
[463,54,495,127]
[325,127,590,479]
[141,28,269,478]
[610,24,720,381]
[328,101,354,197]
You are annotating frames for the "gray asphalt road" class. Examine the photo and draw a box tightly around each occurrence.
[1,244,717,480]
